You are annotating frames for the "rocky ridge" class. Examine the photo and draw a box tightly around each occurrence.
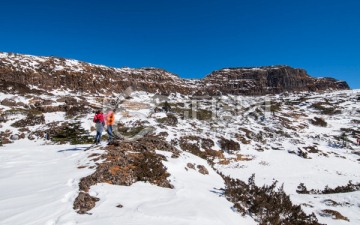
[0,52,350,96]
[203,66,350,95]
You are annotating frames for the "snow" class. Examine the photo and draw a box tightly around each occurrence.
[0,52,8,58]
[217,147,360,192]
[54,65,64,71]
[44,112,66,123]
[0,140,97,225]
[0,141,256,225]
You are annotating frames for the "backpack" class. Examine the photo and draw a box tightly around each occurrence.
[94,114,101,123]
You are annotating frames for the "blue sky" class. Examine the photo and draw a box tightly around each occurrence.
[0,0,359,88]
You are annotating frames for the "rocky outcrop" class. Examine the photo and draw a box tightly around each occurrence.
[0,52,350,96]
[203,66,350,95]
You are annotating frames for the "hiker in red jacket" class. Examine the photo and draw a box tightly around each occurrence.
[93,110,105,144]
[357,137,360,146]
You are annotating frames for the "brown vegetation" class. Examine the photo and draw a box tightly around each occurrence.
[74,136,178,214]
[218,137,240,153]
[319,209,349,222]
[310,117,327,127]
[223,174,323,225]
[297,181,360,195]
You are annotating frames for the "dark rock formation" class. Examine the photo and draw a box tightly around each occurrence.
[0,53,350,96]
[203,66,350,95]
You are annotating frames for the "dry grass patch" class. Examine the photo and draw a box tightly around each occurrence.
[320,209,349,222]
[236,154,254,161]
[218,154,254,165]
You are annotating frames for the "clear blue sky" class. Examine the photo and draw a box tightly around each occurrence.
[0,0,359,88]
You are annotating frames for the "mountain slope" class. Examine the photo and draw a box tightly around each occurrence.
[0,52,349,95]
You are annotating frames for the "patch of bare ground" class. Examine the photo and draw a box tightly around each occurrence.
[73,135,179,214]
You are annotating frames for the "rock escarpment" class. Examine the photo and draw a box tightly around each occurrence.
[0,52,350,95]
[203,66,350,95]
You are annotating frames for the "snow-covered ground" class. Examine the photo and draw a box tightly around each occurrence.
[217,148,360,225]
[0,141,256,225]
[0,140,96,225]
[1,89,360,224]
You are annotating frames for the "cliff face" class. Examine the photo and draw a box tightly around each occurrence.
[203,66,350,95]
[0,52,350,96]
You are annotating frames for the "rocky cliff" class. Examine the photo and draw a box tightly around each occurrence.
[0,52,350,95]
[203,66,350,95]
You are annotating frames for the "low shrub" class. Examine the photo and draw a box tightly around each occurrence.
[11,114,45,128]
[194,109,213,120]
[117,126,145,137]
[351,119,360,124]
[50,122,93,145]
[175,107,213,121]
[218,137,240,153]
[156,114,178,126]
[179,136,205,158]
[310,117,327,127]
[296,181,360,194]
[223,174,323,225]
[311,102,341,115]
